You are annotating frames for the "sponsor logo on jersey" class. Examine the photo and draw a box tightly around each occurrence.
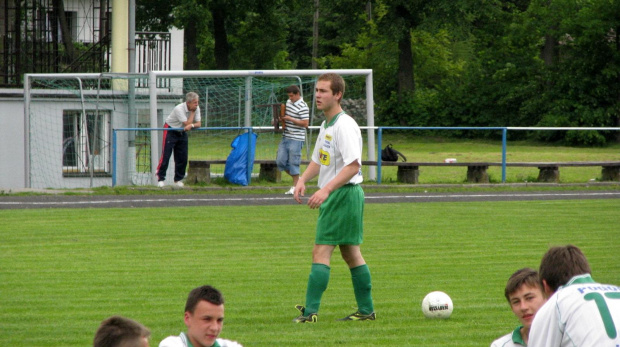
[319,149,330,165]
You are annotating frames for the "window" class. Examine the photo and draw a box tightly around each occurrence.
[62,110,111,176]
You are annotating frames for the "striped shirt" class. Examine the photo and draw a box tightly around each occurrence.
[283,98,309,142]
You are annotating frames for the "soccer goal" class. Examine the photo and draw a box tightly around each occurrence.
[24,69,376,189]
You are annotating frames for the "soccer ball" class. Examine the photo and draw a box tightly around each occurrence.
[421,291,453,319]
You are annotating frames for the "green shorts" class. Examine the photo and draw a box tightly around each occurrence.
[316,184,364,245]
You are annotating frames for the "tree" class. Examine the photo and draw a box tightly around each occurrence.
[53,0,76,63]
[530,0,620,144]
[136,0,177,32]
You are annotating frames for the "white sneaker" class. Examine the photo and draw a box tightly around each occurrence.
[175,181,184,187]
[157,181,165,188]
[285,186,295,195]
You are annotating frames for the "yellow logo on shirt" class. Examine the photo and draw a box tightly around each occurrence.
[319,149,330,165]
[325,134,332,141]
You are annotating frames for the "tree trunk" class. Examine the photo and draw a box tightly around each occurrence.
[212,6,229,70]
[184,20,199,70]
[312,0,319,69]
[397,28,414,96]
[616,26,620,142]
[53,0,76,64]
[541,33,555,66]
[14,0,22,80]
[397,28,415,125]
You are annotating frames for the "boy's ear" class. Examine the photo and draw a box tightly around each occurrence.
[542,279,554,297]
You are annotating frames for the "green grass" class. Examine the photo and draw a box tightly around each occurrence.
[1,199,619,346]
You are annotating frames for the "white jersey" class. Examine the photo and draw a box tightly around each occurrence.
[491,326,525,347]
[529,274,620,347]
[159,332,243,347]
[165,102,201,129]
[311,112,363,188]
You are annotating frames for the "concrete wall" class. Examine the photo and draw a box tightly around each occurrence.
[0,90,179,190]
[0,92,26,190]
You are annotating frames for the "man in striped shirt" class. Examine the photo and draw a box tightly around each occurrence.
[277,85,309,195]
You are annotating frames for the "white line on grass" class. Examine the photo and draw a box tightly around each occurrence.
[367,192,620,200]
[1,191,619,207]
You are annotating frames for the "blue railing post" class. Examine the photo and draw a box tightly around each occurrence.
[247,127,254,185]
[501,128,507,183]
[112,129,117,187]
[377,127,383,184]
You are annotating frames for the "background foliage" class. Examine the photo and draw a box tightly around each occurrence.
[137,0,620,145]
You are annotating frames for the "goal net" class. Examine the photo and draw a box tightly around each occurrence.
[24,70,375,189]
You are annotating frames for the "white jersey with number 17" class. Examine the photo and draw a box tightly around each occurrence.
[528,274,620,347]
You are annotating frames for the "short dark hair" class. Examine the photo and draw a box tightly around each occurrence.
[504,268,541,302]
[93,316,150,347]
[317,73,345,101]
[184,285,225,313]
[539,245,591,292]
[285,85,300,94]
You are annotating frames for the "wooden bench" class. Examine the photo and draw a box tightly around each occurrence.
[185,160,226,184]
[186,160,620,184]
[185,159,310,183]
[371,161,620,184]
[366,161,496,184]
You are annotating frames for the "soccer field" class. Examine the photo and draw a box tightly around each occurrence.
[1,199,619,346]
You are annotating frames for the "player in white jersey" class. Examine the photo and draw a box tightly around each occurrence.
[292,73,374,323]
[528,245,620,347]
[490,268,546,347]
[159,332,241,347]
[159,285,242,347]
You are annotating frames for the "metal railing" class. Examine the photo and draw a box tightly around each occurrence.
[135,32,171,88]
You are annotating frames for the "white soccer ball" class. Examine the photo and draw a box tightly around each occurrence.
[421,291,453,319]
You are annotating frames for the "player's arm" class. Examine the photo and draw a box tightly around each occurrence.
[182,110,200,131]
[282,117,308,128]
[306,160,360,209]
[282,105,309,128]
[294,161,320,204]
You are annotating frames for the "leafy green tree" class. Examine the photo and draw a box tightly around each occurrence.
[136,0,178,32]
[522,0,620,144]
[134,0,619,145]
[137,0,291,70]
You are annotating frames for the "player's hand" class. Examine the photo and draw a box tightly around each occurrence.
[293,183,305,204]
[307,188,329,209]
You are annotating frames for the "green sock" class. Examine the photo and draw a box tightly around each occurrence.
[351,264,374,314]
[304,263,331,315]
